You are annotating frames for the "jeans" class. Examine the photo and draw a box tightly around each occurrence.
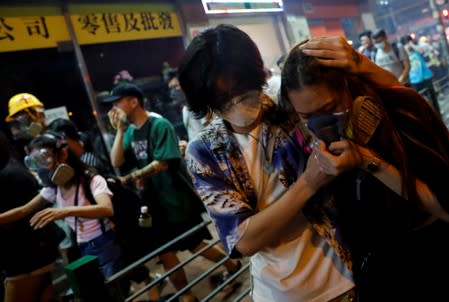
[78,230,123,279]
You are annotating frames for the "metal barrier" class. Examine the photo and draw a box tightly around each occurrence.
[416,75,449,115]
[66,219,251,302]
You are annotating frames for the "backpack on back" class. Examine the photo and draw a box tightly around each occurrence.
[81,171,154,251]
[372,42,400,62]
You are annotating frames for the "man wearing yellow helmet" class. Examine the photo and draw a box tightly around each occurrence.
[5,93,47,142]
[4,93,47,159]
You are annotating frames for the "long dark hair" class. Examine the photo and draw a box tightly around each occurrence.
[281,44,449,202]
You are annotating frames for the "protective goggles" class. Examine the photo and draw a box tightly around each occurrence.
[24,148,55,171]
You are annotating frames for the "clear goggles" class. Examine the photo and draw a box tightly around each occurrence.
[24,148,55,171]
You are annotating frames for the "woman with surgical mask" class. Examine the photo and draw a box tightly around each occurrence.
[179,24,399,302]
[0,131,123,281]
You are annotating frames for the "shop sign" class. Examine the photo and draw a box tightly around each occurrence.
[73,11,181,45]
[0,11,181,52]
[202,0,284,14]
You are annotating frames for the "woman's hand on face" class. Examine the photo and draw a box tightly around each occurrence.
[303,140,335,192]
[30,207,66,229]
[299,36,362,74]
[317,139,363,175]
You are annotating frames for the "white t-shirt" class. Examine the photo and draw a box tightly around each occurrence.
[234,125,354,302]
[182,106,205,141]
[40,175,113,243]
[374,45,407,80]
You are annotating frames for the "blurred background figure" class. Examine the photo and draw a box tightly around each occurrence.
[401,34,441,116]
[166,67,213,143]
[372,29,410,85]
[358,30,375,59]
[418,35,447,91]
[48,118,113,175]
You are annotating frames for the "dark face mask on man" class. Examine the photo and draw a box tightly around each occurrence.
[10,114,43,141]
[169,88,186,104]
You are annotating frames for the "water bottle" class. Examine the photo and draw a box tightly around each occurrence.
[138,206,152,228]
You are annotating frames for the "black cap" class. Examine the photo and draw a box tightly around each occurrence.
[102,83,144,103]
[372,29,386,39]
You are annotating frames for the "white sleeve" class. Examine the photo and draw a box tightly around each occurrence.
[90,175,113,198]
[40,187,56,204]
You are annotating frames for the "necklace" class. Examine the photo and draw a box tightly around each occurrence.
[247,127,274,174]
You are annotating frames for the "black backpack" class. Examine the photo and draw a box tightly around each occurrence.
[81,171,153,250]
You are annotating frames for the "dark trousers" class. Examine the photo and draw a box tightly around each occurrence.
[411,78,442,117]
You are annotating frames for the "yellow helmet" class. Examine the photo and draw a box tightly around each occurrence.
[5,93,44,122]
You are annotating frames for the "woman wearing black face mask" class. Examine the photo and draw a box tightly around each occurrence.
[282,42,449,302]
[0,132,124,282]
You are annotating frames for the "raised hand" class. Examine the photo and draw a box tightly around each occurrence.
[108,107,128,130]
[299,36,362,73]
[303,141,335,192]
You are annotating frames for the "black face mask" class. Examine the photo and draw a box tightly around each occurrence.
[10,118,43,141]
[169,88,186,104]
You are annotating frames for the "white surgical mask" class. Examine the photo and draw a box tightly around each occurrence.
[220,91,262,128]
[375,41,386,50]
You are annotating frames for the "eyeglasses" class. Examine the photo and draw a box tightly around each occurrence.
[24,148,55,171]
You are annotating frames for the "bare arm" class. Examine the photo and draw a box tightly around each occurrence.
[236,148,334,256]
[120,159,169,185]
[0,194,49,225]
[30,192,114,229]
[299,36,399,87]
[110,128,126,167]
[398,56,410,85]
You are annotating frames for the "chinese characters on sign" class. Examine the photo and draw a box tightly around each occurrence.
[73,11,180,45]
[0,18,14,41]
[0,16,50,42]
[0,11,181,52]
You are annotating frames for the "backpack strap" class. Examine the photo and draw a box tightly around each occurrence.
[371,47,377,62]
[392,42,400,60]
[81,172,107,233]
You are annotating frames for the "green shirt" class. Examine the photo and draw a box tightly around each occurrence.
[123,115,204,223]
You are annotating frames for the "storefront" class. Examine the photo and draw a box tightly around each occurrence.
[0,2,187,140]
[179,0,291,71]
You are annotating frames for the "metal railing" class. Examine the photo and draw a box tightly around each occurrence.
[66,219,251,302]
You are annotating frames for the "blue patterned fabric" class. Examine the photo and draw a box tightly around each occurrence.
[185,101,351,267]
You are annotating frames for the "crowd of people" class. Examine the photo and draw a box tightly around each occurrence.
[1,23,449,302]
[357,28,447,116]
